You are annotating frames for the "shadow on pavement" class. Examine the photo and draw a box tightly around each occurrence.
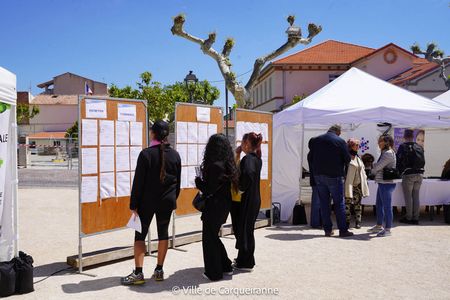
[61,267,234,294]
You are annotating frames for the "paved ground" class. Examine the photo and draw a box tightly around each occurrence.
[18,169,78,188]
[9,187,450,299]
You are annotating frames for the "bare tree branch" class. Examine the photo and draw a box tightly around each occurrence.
[412,42,450,90]
[171,14,322,108]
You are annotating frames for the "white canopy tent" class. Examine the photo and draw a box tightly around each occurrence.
[273,67,450,221]
[434,90,450,107]
[0,66,18,262]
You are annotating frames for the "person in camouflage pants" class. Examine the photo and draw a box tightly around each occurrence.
[346,185,363,227]
[345,139,370,229]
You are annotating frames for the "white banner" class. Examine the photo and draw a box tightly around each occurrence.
[0,101,11,226]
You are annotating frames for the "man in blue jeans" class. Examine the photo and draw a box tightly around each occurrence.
[310,125,354,237]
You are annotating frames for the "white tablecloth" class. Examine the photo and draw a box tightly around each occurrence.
[362,179,450,206]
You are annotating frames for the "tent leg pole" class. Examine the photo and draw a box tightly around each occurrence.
[300,124,305,206]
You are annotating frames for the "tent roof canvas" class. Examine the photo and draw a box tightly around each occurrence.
[433,90,450,107]
[274,67,450,128]
[0,67,17,105]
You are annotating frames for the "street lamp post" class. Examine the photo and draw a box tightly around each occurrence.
[184,70,198,103]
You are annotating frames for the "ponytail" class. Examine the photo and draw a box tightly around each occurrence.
[159,142,166,183]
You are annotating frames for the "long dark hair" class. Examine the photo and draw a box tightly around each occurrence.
[201,134,239,191]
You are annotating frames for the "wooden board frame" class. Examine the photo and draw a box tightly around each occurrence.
[234,108,273,211]
[174,102,224,217]
[78,96,148,236]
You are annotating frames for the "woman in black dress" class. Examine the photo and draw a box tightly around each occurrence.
[233,132,262,271]
[195,134,239,281]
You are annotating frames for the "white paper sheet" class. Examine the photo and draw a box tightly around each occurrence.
[81,119,98,146]
[116,121,130,146]
[196,107,211,122]
[187,166,197,188]
[116,147,130,172]
[261,143,269,160]
[81,176,98,203]
[176,144,188,166]
[100,172,115,199]
[198,123,209,144]
[187,144,198,166]
[99,120,114,146]
[176,122,188,144]
[85,99,107,119]
[131,171,136,186]
[181,166,189,189]
[100,146,115,172]
[130,122,143,146]
[261,157,269,180]
[130,147,142,171]
[236,121,244,141]
[81,148,98,175]
[118,103,137,122]
[187,122,198,144]
[126,213,142,233]
[261,123,269,142]
[208,124,217,137]
[116,171,131,197]
[197,144,206,163]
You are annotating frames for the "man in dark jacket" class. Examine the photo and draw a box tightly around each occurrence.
[310,125,353,237]
[397,129,425,225]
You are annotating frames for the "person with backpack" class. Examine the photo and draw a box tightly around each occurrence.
[396,129,425,225]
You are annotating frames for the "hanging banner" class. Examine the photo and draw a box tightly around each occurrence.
[0,101,11,227]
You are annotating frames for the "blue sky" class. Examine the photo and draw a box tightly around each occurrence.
[1,0,449,109]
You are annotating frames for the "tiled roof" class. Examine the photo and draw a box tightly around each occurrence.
[273,40,375,65]
[388,60,439,85]
[30,94,79,105]
[28,132,67,139]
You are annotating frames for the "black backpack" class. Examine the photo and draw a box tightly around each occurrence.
[401,142,425,173]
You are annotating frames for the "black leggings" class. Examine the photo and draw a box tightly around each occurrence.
[135,210,172,241]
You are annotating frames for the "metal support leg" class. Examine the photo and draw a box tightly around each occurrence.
[77,237,96,277]
[171,212,187,252]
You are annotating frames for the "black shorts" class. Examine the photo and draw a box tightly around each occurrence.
[135,210,172,241]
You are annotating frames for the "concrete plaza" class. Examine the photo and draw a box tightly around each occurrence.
[11,187,450,300]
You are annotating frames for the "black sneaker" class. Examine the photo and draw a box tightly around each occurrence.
[223,266,233,276]
[232,262,253,272]
[153,269,164,281]
[339,231,354,238]
[355,222,361,229]
[121,270,145,285]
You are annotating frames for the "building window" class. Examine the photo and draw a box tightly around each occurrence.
[259,85,262,105]
[329,74,340,82]
[264,81,267,102]
[269,77,272,99]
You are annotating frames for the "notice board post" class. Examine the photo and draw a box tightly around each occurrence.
[234,109,273,224]
[78,96,148,272]
[173,102,223,249]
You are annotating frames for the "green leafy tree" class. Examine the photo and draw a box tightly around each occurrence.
[16,103,39,124]
[65,121,78,138]
[109,72,220,122]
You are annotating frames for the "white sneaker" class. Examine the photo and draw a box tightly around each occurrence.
[367,225,383,233]
[376,229,391,237]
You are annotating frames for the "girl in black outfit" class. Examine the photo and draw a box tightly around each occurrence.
[122,120,181,285]
[233,132,262,271]
[195,134,239,281]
